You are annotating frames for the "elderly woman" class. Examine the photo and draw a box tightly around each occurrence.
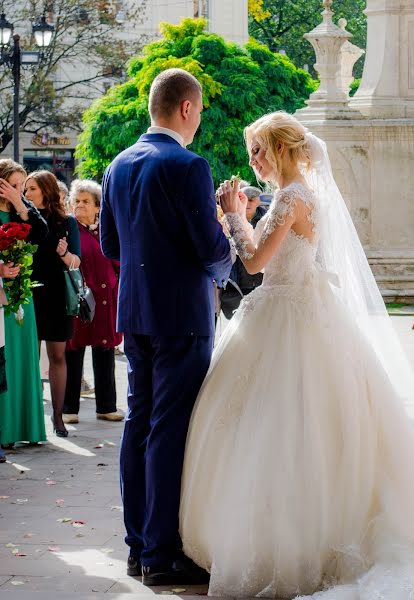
[63,179,123,424]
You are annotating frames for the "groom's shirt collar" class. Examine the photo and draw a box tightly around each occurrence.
[146,126,185,147]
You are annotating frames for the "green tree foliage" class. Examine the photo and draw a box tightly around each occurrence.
[76,18,316,184]
[248,0,367,78]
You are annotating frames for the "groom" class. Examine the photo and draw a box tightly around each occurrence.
[100,68,232,585]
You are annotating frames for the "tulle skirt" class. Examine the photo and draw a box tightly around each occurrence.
[180,279,414,599]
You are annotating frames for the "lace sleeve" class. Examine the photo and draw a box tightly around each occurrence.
[223,213,255,260]
[261,186,314,243]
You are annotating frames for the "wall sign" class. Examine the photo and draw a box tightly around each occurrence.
[31,134,71,147]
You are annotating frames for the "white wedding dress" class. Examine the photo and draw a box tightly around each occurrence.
[180,179,414,599]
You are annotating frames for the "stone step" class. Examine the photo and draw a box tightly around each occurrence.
[0,593,216,600]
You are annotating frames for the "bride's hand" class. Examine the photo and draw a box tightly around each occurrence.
[218,179,241,214]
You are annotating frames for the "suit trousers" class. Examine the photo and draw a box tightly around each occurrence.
[64,346,117,414]
[121,333,213,568]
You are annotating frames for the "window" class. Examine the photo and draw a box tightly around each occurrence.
[193,0,209,18]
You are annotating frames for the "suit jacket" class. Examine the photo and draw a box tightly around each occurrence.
[100,133,232,336]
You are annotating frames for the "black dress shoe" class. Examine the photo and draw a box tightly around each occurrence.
[173,554,210,584]
[142,556,210,586]
[127,555,140,577]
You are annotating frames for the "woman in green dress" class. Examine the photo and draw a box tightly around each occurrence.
[0,159,47,447]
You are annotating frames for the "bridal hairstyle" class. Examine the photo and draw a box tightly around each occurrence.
[244,111,313,181]
[148,68,202,119]
[25,170,66,220]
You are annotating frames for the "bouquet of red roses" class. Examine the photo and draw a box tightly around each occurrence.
[0,222,38,325]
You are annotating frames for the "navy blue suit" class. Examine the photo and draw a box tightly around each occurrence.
[100,133,232,568]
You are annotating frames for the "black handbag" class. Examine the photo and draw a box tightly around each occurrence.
[79,284,96,323]
[64,264,83,317]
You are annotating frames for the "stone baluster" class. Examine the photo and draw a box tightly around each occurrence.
[337,18,365,96]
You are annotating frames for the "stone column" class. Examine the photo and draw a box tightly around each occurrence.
[350,0,414,118]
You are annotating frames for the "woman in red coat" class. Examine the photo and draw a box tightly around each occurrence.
[63,180,123,424]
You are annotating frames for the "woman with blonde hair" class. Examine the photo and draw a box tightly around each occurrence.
[0,159,47,448]
[180,112,414,598]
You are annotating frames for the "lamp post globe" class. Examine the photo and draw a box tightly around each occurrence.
[0,13,13,47]
[33,15,54,48]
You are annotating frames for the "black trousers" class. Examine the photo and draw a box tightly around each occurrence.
[64,347,117,414]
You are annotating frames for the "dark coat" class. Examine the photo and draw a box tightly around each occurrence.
[67,221,122,349]
[100,133,232,336]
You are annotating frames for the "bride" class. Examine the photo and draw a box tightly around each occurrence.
[179,111,414,599]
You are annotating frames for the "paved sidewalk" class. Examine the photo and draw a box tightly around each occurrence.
[1,316,414,599]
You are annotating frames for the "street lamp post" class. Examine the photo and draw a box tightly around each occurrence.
[0,13,54,162]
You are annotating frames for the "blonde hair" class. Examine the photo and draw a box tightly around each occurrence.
[244,111,311,182]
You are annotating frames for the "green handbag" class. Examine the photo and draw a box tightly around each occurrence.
[64,260,83,317]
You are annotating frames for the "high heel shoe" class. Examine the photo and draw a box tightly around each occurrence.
[51,415,68,438]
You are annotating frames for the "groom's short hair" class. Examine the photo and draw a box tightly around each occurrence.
[149,68,202,119]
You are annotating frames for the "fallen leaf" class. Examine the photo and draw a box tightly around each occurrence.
[15,552,27,557]
[23,533,33,539]
[75,533,85,538]
[11,581,25,586]
[97,463,108,467]
[48,546,60,552]
[15,498,28,504]
[110,505,123,511]
[11,548,19,555]
[94,444,104,449]
[105,441,116,446]
[101,548,114,554]
[71,521,85,528]
[0,495,9,499]
[55,499,65,506]
[46,480,57,486]
[56,517,72,523]
[6,543,17,548]
[172,589,187,593]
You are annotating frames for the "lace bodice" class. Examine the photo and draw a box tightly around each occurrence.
[226,182,319,288]
[258,182,318,286]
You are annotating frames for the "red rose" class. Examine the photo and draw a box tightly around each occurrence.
[0,238,12,251]
[5,228,18,239]
[1,223,17,233]
[15,224,31,240]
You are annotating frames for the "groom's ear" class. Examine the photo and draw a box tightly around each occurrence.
[180,99,191,120]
